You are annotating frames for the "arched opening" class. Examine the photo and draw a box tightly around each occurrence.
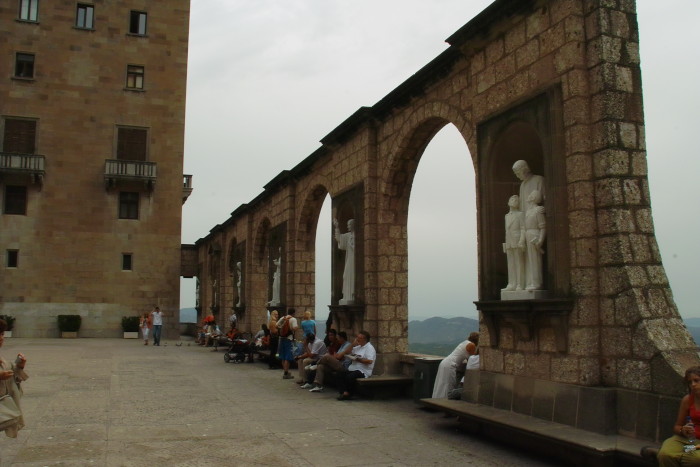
[314,194,332,328]
[407,124,478,355]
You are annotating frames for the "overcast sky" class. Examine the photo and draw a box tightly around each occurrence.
[180,1,700,322]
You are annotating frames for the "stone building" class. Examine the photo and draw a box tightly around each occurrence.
[0,1,191,337]
[190,0,699,444]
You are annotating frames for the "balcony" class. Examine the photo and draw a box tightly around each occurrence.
[0,152,45,184]
[183,174,193,204]
[104,159,156,191]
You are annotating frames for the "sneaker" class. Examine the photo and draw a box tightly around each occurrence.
[308,365,318,371]
[300,383,314,389]
[309,385,324,393]
[282,373,294,379]
[304,365,312,371]
[295,380,305,385]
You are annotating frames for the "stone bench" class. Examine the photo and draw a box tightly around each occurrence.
[419,398,658,466]
[356,375,413,399]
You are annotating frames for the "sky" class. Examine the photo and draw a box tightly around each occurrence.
[180,1,700,322]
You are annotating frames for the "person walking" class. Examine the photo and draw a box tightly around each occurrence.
[0,317,28,438]
[140,312,151,345]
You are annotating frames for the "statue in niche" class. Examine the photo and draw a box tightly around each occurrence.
[235,261,242,307]
[512,160,545,211]
[268,248,282,306]
[524,190,546,290]
[333,218,355,305]
[502,195,525,292]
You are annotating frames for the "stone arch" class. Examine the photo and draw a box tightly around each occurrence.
[296,183,330,253]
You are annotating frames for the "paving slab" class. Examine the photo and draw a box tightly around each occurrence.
[0,338,559,466]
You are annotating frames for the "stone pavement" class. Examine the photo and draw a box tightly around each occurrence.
[0,338,558,466]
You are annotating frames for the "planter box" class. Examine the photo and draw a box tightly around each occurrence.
[61,331,78,338]
[4,331,11,338]
[123,331,139,339]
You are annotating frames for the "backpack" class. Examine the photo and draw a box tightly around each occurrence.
[280,317,292,337]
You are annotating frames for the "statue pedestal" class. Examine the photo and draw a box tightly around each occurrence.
[501,289,549,300]
[475,298,573,352]
[328,304,365,337]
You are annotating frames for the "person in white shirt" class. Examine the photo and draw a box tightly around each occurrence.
[295,333,327,387]
[337,330,376,400]
[150,306,164,346]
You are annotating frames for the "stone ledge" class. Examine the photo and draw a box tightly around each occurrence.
[419,398,656,466]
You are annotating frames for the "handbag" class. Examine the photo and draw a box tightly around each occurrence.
[0,393,21,432]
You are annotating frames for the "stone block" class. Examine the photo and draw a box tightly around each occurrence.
[598,208,636,235]
[515,38,539,70]
[616,389,638,435]
[513,375,535,416]
[532,379,557,421]
[598,235,632,265]
[477,370,496,406]
[565,155,593,185]
[574,297,598,326]
[504,21,526,53]
[601,326,632,357]
[504,352,526,375]
[567,123,592,155]
[646,265,669,286]
[618,359,652,391]
[568,209,596,238]
[635,392,661,441]
[595,178,624,207]
[485,37,504,65]
[552,382,580,425]
[580,357,601,385]
[551,356,580,384]
[635,208,654,233]
[577,386,616,434]
[563,68,589,99]
[525,353,551,380]
[600,266,628,295]
[572,237,597,267]
[609,10,630,38]
[526,6,550,39]
[570,267,598,295]
[493,373,514,410]
[569,326,599,356]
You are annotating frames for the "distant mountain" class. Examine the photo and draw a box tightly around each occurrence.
[179,308,197,323]
[685,318,700,328]
[408,316,479,345]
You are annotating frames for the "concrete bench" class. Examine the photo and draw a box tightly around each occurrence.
[356,375,413,399]
[419,398,658,466]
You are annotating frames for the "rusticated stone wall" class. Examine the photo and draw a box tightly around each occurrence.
[191,0,698,402]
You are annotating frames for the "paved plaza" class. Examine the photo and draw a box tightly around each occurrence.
[0,338,558,466]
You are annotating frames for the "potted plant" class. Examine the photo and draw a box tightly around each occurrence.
[121,316,140,339]
[0,314,15,337]
[57,314,81,338]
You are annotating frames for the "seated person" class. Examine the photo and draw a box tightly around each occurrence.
[204,322,222,348]
[324,329,340,356]
[337,330,376,400]
[309,331,352,393]
[294,333,327,386]
[657,366,700,466]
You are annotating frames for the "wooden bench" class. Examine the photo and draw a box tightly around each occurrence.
[419,398,658,466]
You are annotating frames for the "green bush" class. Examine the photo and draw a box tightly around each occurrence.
[121,316,140,332]
[57,315,82,332]
[0,314,15,331]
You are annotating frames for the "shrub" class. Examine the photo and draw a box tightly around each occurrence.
[57,315,82,332]
[121,316,140,332]
[0,315,15,331]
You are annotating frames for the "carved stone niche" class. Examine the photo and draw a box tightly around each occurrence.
[475,299,573,352]
[233,306,245,325]
[328,305,365,338]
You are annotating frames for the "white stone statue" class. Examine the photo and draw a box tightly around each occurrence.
[524,190,546,290]
[333,218,355,305]
[268,248,281,306]
[502,195,525,292]
[512,160,545,211]
[235,261,242,307]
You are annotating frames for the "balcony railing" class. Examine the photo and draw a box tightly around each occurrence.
[183,174,193,204]
[0,152,46,184]
[104,159,157,190]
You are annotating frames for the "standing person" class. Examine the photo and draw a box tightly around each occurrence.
[276,308,299,379]
[151,306,163,346]
[657,366,700,466]
[432,332,479,399]
[337,330,376,400]
[267,311,279,369]
[300,311,316,338]
[0,318,28,438]
[140,312,151,345]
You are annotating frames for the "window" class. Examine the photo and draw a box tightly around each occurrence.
[2,118,36,154]
[129,11,147,35]
[117,127,147,161]
[14,53,34,79]
[76,3,94,29]
[122,253,133,270]
[126,65,144,90]
[4,186,27,215]
[19,0,39,22]
[119,192,139,219]
[6,250,18,268]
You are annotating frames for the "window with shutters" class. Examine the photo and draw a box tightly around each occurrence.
[19,0,39,22]
[116,127,147,161]
[126,65,144,90]
[4,186,27,215]
[119,192,139,219]
[2,119,36,154]
[76,3,94,29]
[129,11,147,35]
[14,53,35,79]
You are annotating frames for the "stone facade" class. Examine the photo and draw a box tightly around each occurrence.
[192,0,698,402]
[0,1,190,337]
